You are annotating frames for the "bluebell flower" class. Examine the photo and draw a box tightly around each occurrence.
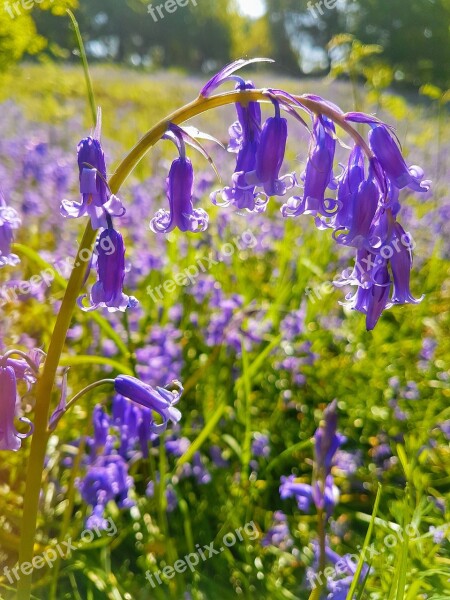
[211,81,266,212]
[192,451,212,485]
[61,120,125,229]
[335,164,380,248]
[282,115,337,219]
[114,376,183,434]
[369,125,431,192]
[280,475,339,517]
[151,155,208,233]
[261,511,294,551]
[79,229,138,313]
[280,475,314,512]
[0,193,21,268]
[345,261,392,331]
[306,539,370,598]
[0,363,33,451]
[93,404,111,449]
[248,100,293,198]
[209,445,230,468]
[314,400,346,475]
[252,433,271,458]
[166,436,191,457]
[390,222,422,305]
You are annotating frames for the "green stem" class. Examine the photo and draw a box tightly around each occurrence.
[16,87,372,600]
[17,223,96,600]
[48,378,115,432]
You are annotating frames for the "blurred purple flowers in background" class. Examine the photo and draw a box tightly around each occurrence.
[280,400,344,518]
[0,192,21,268]
[0,352,37,451]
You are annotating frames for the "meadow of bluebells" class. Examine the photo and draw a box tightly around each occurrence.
[0,60,449,600]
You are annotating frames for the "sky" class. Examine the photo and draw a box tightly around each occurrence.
[236,0,266,19]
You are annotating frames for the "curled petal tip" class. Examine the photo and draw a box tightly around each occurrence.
[200,58,274,97]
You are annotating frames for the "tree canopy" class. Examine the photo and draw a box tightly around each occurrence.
[2,0,448,87]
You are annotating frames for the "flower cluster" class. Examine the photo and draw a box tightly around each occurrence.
[72,377,183,527]
[0,192,21,268]
[56,60,429,330]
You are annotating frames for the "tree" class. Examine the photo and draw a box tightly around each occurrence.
[0,0,77,71]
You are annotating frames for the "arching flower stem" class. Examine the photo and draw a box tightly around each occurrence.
[17,88,374,600]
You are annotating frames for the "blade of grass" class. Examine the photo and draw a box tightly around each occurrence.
[240,340,252,485]
[346,483,382,600]
[175,396,227,470]
[67,10,97,126]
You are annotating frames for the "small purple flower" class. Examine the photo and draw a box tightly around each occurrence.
[439,420,450,440]
[369,125,431,192]
[261,511,294,551]
[114,376,183,434]
[282,115,336,218]
[93,404,110,449]
[335,165,380,248]
[390,223,422,305]
[209,445,229,468]
[314,400,346,475]
[211,81,267,212]
[251,103,290,197]
[0,193,21,268]
[192,451,212,485]
[61,123,125,229]
[166,436,191,457]
[79,229,137,313]
[150,155,208,233]
[280,475,314,512]
[0,359,34,451]
[252,433,270,458]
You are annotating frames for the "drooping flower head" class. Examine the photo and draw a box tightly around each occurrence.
[150,126,209,233]
[0,192,21,268]
[368,124,431,192]
[282,114,337,219]
[79,228,138,313]
[0,359,34,451]
[114,376,183,434]
[248,98,292,198]
[61,110,125,229]
[211,81,266,212]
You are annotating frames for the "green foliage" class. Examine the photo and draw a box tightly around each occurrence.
[0,0,77,71]
[0,63,449,599]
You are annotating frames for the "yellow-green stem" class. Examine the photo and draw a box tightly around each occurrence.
[16,88,371,599]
